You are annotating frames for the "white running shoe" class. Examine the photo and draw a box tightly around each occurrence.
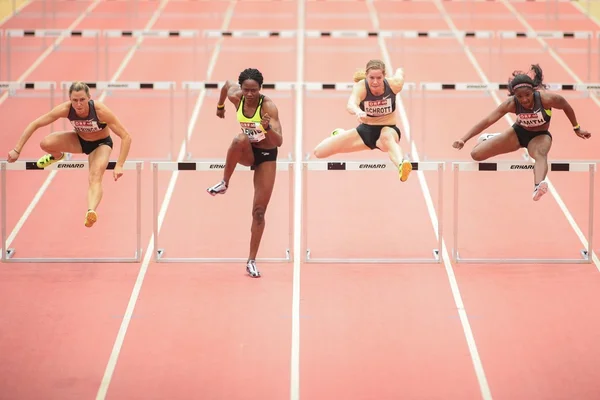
[207,180,227,196]
[246,260,261,278]
[477,133,500,143]
[532,180,548,201]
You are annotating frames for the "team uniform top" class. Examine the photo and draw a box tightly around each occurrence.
[514,91,552,130]
[237,95,266,144]
[359,79,396,118]
[68,100,107,134]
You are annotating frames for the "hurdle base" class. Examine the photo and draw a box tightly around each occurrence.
[304,249,440,264]
[454,249,590,264]
[2,247,142,263]
[155,248,291,263]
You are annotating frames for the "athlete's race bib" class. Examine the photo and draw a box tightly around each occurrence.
[516,110,547,128]
[71,119,103,133]
[364,98,393,117]
[240,122,266,143]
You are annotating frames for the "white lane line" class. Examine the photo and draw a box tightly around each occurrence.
[94,2,237,399]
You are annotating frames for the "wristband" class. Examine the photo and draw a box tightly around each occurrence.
[573,124,580,131]
[217,104,225,109]
[13,148,20,154]
[263,123,271,131]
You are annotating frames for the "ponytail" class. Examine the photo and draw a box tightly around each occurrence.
[507,64,547,96]
[353,69,366,83]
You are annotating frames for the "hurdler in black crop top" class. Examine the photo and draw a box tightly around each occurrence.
[68,100,108,134]
[359,79,396,117]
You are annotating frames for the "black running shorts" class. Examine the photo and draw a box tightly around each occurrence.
[356,124,401,150]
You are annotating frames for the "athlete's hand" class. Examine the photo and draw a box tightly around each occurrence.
[7,148,20,162]
[216,107,225,119]
[452,139,465,150]
[575,128,591,139]
[261,113,271,130]
[113,165,124,181]
[356,111,367,123]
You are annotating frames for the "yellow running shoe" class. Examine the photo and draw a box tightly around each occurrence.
[399,160,412,182]
[36,153,65,168]
[84,210,98,228]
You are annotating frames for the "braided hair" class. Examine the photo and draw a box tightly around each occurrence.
[238,68,264,87]
[507,64,547,96]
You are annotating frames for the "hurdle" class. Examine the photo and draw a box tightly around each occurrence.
[497,31,593,81]
[0,160,144,263]
[303,160,444,264]
[151,160,293,263]
[452,160,596,264]
[4,29,101,81]
[103,30,201,81]
[60,81,177,160]
[0,81,57,132]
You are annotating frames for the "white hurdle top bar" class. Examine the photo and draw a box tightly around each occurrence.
[498,31,592,39]
[304,160,443,171]
[4,29,593,39]
[60,81,175,90]
[5,29,100,37]
[1,160,143,171]
[454,161,597,172]
[0,82,56,90]
[182,81,418,90]
[104,30,199,38]
[152,161,292,171]
[203,29,494,38]
[151,160,441,172]
[420,82,600,91]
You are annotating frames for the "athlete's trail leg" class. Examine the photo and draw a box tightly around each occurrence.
[470,128,521,161]
[39,131,82,161]
[313,128,369,158]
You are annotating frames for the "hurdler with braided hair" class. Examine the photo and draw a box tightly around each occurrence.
[206,68,283,278]
[453,64,591,201]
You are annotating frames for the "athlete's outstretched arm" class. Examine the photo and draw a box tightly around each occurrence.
[454,98,513,148]
[541,92,591,139]
[11,102,70,155]
[260,98,283,147]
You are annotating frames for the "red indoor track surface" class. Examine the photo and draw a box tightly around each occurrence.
[1,1,600,400]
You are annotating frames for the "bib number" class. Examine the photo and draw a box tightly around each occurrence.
[242,125,265,143]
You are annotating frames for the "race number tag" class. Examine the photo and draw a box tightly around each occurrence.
[240,122,266,142]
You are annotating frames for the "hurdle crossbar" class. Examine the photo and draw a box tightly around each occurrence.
[303,160,444,264]
[452,161,596,264]
[497,31,593,80]
[60,81,176,159]
[5,29,101,81]
[151,160,293,263]
[103,30,200,80]
[0,160,144,263]
[1,81,57,131]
